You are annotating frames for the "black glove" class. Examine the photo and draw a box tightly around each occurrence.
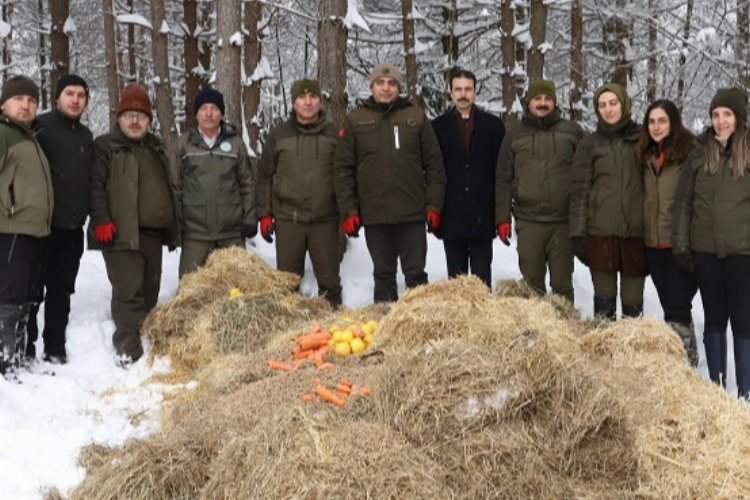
[241,223,258,239]
[571,237,589,266]
[672,250,695,273]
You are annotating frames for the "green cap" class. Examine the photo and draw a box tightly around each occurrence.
[291,78,321,102]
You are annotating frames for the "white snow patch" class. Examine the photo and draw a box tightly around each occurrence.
[116,13,152,30]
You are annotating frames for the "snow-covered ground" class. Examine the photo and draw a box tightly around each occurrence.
[0,232,719,499]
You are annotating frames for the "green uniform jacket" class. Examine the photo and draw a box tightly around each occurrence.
[175,122,256,240]
[673,133,750,257]
[333,96,445,225]
[0,114,53,237]
[257,113,338,224]
[569,121,644,239]
[89,125,178,250]
[496,109,583,224]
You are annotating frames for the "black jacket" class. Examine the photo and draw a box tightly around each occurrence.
[35,108,94,229]
[431,106,504,240]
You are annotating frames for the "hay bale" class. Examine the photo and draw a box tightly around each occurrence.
[581,317,688,363]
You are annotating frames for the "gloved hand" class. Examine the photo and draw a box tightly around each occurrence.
[673,250,695,273]
[260,216,274,243]
[426,210,441,233]
[497,222,511,246]
[241,223,258,239]
[341,215,361,237]
[571,237,589,266]
[95,222,117,244]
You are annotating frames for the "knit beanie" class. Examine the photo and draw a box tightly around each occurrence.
[291,79,322,102]
[368,63,403,89]
[594,82,632,131]
[193,87,225,115]
[1,75,39,105]
[54,74,89,102]
[117,82,152,119]
[526,79,556,105]
[710,88,747,123]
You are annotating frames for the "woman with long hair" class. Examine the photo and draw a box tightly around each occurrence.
[638,99,699,365]
[673,88,750,398]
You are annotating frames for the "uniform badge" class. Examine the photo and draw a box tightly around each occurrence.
[220,141,232,152]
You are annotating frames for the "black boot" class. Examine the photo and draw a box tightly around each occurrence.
[734,337,750,400]
[593,295,616,320]
[14,304,30,367]
[704,330,728,387]
[0,303,24,375]
[669,322,699,367]
[622,303,643,319]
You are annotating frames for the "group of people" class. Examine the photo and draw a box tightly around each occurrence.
[0,65,748,401]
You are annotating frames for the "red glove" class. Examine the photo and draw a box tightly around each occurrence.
[341,215,361,237]
[426,210,441,233]
[497,222,511,246]
[95,222,117,244]
[260,216,274,243]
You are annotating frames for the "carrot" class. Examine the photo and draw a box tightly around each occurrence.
[268,360,293,372]
[335,383,351,395]
[292,345,302,355]
[359,386,372,397]
[293,349,315,361]
[317,344,332,356]
[313,351,325,367]
[336,390,350,398]
[316,384,345,407]
[339,379,354,388]
[302,393,313,403]
[317,362,335,372]
[310,325,322,334]
[350,384,359,396]
[297,334,330,351]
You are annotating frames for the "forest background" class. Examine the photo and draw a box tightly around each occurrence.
[2,0,748,159]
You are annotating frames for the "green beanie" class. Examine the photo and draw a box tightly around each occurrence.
[526,79,556,105]
[291,78,321,102]
[710,88,747,123]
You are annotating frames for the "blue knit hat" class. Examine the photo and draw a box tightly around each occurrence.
[194,88,225,115]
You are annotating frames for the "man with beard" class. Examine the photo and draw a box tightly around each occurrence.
[431,68,504,288]
[496,79,583,302]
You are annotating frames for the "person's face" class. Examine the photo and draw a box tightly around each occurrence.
[56,85,87,119]
[450,76,476,114]
[597,91,623,125]
[528,94,555,118]
[647,107,671,143]
[117,110,151,140]
[371,77,399,104]
[196,102,223,136]
[293,92,322,124]
[2,94,38,125]
[711,106,736,138]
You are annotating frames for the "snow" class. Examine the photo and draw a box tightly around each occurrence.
[247,56,274,83]
[0,227,724,498]
[159,20,170,35]
[0,20,10,39]
[115,14,152,31]
[229,31,242,47]
[62,17,76,36]
[344,0,371,32]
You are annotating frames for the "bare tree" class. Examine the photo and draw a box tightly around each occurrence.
[569,0,584,122]
[401,0,421,106]
[215,0,242,130]
[49,0,69,91]
[738,0,750,90]
[527,0,547,81]
[37,0,48,108]
[150,0,177,155]
[441,0,458,67]
[500,0,517,125]
[1,3,11,82]
[677,0,693,106]
[126,0,136,79]
[102,0,119,124]
[317,0,348,128]
[183,0,199,129]
[604,1,631,88]
[243,0,262,151]
[646,0,658,102]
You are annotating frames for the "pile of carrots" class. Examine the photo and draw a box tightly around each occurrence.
[302,379,372,408]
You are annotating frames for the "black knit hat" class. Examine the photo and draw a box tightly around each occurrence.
[193,87,225,115]
[54,74,89,102]
[710,88,747,123]
[1,75,39,105]
[291,79,321,102]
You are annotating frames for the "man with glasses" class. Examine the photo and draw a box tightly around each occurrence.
[89,82,178,364]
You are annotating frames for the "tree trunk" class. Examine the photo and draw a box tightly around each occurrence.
[646,0,658,103]
[401,0,421,106]
[738,0,750,89]
[216,0,242,131]
[1,3,12,82]
[317,0,348,128]
[605,2,630,88]
[149,0,177,157]
[38,0,48,109]
[677,0,693,106]
[50,0,70,93]
[513,4,527,108]
[197,1,212,85]
[183,0,199,130]
[500,0,517,125]
[441,0,458,66]
[126,0,136,80]
[243,0,262,152]
[569,0,584,122]
[527,0,547,81]
[102,0,119,124]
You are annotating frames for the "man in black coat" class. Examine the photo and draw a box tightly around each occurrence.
[28,75,93,364]
[431,68,505,288]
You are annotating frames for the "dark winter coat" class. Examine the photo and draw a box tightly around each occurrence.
[89,125,178,250]
[431,106,504,240]
[35,108,94,230]
[673,131,750,257]
[257,112,339,224]
[174,122,256,240]
[334,96,445,225]
[496,109,583,224]
[0,114,53,238]
[569,120,644,239]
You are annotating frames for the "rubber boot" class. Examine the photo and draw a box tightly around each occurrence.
[669,322,699,367]
[593,295,616,320]
[622,303,643,319]
[734,337,750,400]
[703,330,728,387]
[0,303,24,375]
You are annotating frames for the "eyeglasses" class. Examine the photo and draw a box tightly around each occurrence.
[120,111,149,122]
